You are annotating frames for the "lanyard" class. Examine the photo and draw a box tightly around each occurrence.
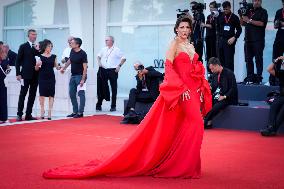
[105,47,114,63]
[282,8,284,19]
[249,10,255,19]
[224,13,232,24]
[210,15,214,24]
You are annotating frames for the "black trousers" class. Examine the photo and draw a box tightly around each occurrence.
[245,41,265,77]
[195,40,204,62]
[204,100,229,123]
[124,88,154,115]
[17,77,38,117]
[219,38,236,72]
[270,38,284,85]
[205,36,216,62]
[273,38,284,60]
[268,96,284,131]
[0,79,7,121]
[97,68,118,108]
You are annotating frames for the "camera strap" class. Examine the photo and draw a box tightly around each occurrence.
[105,46,114,63]
[224,13,232,24]
[0,64,7,76]
[249,10,255,19]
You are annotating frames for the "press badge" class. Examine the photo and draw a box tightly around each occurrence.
[224,25,230,31]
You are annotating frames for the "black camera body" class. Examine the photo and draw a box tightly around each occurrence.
[238,0,253,16]
[176,9,189,19]
[274,58,284,66]
[191,3,206,22]
[137,64,145,71]
[191,3,206,12]
[215,3,221,9]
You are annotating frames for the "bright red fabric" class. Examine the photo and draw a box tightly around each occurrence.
[43,52,212,179]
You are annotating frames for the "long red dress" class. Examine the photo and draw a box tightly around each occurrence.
[43,52,212,179]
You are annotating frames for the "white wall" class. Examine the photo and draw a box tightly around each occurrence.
[1,0,100,117]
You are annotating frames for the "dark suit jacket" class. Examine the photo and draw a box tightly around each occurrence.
[211,68,238,105]
[7,50,17,66]
[15,42,40,79]
[136,66,163,100]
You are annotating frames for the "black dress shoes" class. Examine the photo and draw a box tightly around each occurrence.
[120,117,129,124]
[110,107,116,112]
[25,116,37,121]
[73,113,83,118]
[96,106,102,111]
[125,110,137,118]
[67,113,77,117]
[260,126,276,136]
[16,116,22,121]
[204,124,213,129]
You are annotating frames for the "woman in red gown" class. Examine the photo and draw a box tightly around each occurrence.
[43,16,212,179]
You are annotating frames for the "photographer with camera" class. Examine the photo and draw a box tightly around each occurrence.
[270,0,284,86]
[121,61,163,124]
[217,1,242,72]
[240,0,268,84]
[202,1,219,62]
[260,56,284,136]
[190,1,206,62]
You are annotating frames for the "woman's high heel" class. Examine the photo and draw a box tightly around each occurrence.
[40,110,45,119]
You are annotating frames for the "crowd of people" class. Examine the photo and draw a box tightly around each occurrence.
[0,0,282,181]
[186,0,284,135]
[189,0,283,86]
[0,0,283,139]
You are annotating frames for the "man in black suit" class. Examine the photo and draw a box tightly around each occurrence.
[15,29,40,121]
[204,57,238,128]
[121,61,163,124]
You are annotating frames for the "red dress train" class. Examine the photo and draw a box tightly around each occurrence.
[43,52,212,179]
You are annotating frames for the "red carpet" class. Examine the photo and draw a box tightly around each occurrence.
[0,115,283,189]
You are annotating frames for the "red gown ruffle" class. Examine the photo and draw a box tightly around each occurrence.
[43,52,212,179]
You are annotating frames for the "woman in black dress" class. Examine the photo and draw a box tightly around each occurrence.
[0,44,9,123]
[35,39,60,120]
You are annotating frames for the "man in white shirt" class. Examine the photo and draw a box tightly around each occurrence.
[61,36,74,66]
[96,36,126,112]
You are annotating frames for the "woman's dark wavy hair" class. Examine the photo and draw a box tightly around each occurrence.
[174,16,193,35]
[39,39,52,53]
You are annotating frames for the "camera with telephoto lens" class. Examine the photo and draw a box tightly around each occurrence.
[191,2,206,12]
[211,3,221,17]
[238,0,253,16]
[274,58,284,71]
[137,64,145,71]
[191,3,206,22]
[176,9,190,18]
